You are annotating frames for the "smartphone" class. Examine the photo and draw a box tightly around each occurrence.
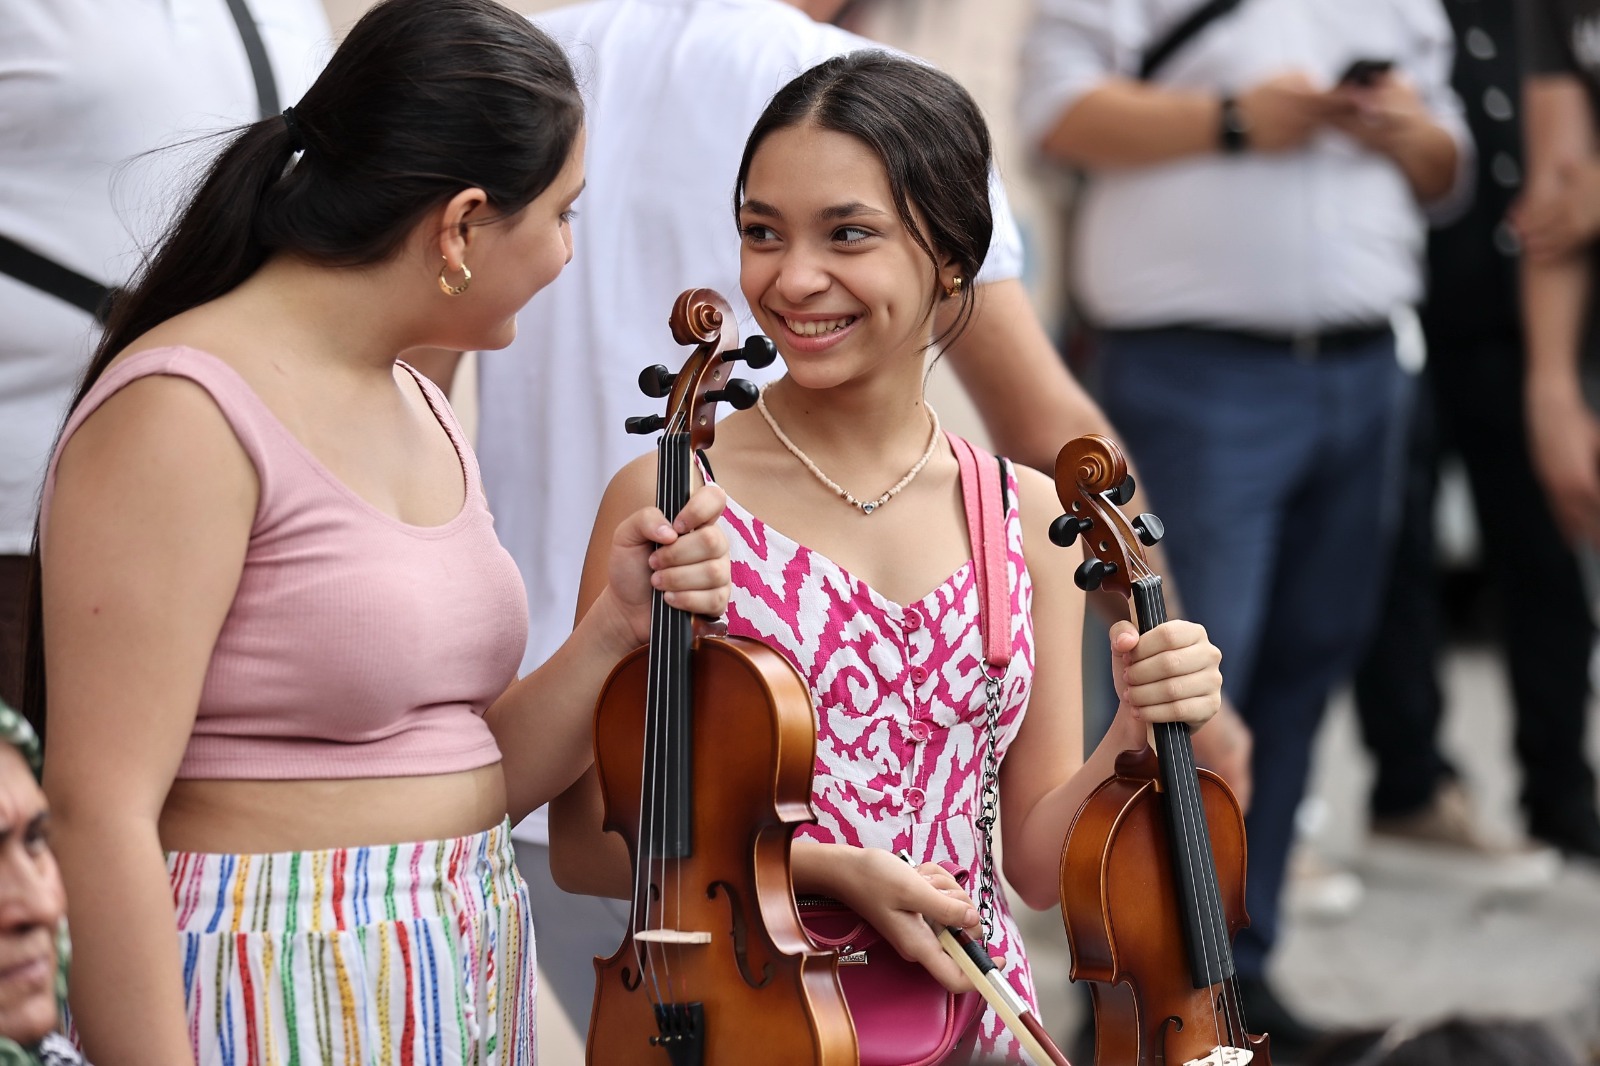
[1338,58,1394,87]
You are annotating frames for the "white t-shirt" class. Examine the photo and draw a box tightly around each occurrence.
[0,0,330,554]
[477,0,1024,845]
[1018,0,1470,331]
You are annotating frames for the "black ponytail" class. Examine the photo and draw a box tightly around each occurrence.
[22,0,583,737]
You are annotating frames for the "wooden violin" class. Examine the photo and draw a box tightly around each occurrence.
[587,289,856,1066]
[1050,434,1269,1066]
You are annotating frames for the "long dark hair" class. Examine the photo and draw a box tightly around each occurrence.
[733,50,994,348]
[22,0,583,736]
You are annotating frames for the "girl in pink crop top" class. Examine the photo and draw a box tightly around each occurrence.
[26,2,733,1060]
[42,346,527,780]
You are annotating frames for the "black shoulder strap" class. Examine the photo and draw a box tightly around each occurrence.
[221,0,280,119]
[1138,0,1245,81]
[0,0,279,320]
[0,236,114,324]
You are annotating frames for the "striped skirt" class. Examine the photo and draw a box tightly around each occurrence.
[166,819,536,1065]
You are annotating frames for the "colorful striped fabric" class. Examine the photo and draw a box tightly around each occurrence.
[167,819,535,1065]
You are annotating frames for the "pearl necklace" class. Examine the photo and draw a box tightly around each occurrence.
[755,385,941,516]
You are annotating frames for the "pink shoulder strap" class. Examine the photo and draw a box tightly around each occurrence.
[947,432,1010,671]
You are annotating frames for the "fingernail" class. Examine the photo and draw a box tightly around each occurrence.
[656,524,675,540]
[650,572,663,587]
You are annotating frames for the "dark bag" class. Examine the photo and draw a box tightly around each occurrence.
[0,0,279,321]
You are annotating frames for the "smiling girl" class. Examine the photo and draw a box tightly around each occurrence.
[552,51,1223,1060]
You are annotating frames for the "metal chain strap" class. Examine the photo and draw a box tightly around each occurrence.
[974,671,1005,944]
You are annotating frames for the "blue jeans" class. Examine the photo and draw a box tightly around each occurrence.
[1097,327,1411,980]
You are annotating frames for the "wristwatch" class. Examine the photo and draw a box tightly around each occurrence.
[1218,93,1250,154]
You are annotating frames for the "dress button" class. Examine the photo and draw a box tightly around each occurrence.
[910,665,929,684]
[906,787,926,810]
[903,608,924,631]
[910,721,931,743]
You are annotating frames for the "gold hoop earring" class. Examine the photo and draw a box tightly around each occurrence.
[438,257,472,297]
[944,276,964,300]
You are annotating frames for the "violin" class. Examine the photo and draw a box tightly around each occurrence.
[588,289,857,1066]
[1049,434,1269,1066]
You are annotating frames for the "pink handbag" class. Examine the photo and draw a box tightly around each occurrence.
[798,866,986,1066]
[796,434,1012,1066]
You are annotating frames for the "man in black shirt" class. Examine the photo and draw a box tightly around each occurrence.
[1504,0,1600,858]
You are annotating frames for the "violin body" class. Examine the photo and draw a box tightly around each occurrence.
[589,634,856,1065]
[1061,747,1267,1066]
[586,288,855,1066]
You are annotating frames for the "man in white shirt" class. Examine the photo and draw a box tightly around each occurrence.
[0,0,330,708]
[472,0,1211,1034]
[1021,0,1468,1053]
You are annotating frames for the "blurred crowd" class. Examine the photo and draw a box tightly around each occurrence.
[2,0,1600,1063]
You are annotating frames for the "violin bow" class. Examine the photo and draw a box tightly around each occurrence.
[896,853,1071,1064]
[936,928,1071,1066]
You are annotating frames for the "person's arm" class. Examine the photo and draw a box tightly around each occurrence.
[545,457,659,900]
[41,377,258,1065]
[487,458,729,825]
[996,468,1222,910]
[1037,73,1334,170]
[938,280,1253,808]
[1328,74,1461,204]
[1515,74,1600,546]
[939,279,1105,472]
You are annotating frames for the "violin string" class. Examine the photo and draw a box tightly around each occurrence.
[1155,582,1225,1048]
[671,412,689,1002]
[636,431,666,1009]
[1123,544,1228,1049]
[1178,715,1232,1047]
[646,404,694,1010]
[661,406,693,1007]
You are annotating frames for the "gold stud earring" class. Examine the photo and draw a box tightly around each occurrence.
[438,257,472,297]
[944,276,964,300]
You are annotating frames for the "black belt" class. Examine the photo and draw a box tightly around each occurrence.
[1106,323,1393,359]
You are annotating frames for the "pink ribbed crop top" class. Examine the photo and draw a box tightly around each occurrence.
[40,346,530,779]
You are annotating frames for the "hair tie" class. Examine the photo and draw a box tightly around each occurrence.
[281,106,306,153]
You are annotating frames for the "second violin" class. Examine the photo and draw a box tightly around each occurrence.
[1051,434,1269,1066]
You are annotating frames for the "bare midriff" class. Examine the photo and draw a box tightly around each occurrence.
[158,763,508,854]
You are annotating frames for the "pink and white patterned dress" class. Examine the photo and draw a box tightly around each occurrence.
[703,451,1039,1062]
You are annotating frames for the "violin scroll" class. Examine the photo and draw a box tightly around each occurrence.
[625,288,770,450]
[1050,434,1155,595]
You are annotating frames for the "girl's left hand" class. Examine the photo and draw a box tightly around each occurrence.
[1110,619,1223,727]
[606,484,731,644]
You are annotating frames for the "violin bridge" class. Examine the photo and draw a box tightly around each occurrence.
[1183,1048,1253,1066]
[634,929,713,945]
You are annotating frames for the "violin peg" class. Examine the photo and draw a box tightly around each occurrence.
[726,335,778,369]
[1107,474,1136,506]
[624,413,666,435]
[1131,513,1165,546]
[1048,514,1094,548]
[706,379,760,410]
[638,364,676,398]
[1074,558,1117,591]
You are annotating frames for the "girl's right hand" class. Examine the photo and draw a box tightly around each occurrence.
[829,846,980,993]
